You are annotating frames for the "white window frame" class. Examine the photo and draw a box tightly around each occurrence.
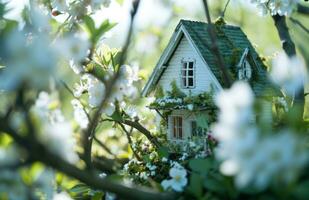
[181,58,196,89]
[238,59,252,80]
[171,115,183,140]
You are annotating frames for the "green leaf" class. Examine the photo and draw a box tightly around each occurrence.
[91,192,104,200]
[116,0,124,5]
[189,158,212,174]
[187,173,203,199]
[110,109,123,122]
[204,176,225,194]
[293,180,309,200]
[83,15,96,35]
[158,146,169,159]
[70,183,90,194]
[93,19,116,44]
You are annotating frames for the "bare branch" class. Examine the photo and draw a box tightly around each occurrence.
[94,136,116,157]
[297,4,309,15]
[123,119,161,149]
[290,17,309,34]
[118,123,142,161]
[202,0,232,87]
[272,15,296,57]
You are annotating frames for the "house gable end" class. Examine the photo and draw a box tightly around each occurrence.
[142,23,222,97]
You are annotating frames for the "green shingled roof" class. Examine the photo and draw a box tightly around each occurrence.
[143,19,280,97]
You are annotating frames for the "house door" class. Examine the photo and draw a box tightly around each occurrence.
[172,116,183,139]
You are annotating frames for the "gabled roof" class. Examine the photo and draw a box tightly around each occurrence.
[142,19,280,97]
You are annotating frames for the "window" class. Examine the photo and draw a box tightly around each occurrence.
[191,120,206,137]
[238,59,252,80]
[191,121,197,137]
[172,116,183,139]
[181,60,195,88]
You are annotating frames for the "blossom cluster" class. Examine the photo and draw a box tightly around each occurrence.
[32,92,78,163]
[0,7,90,91]
[161,162,188,192]
[212,82,308,189]
[251,0,300,16]
[71,64,139,124]
[50,0,111,17]
[270,53,307,96]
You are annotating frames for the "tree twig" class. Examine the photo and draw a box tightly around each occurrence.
[202,0,232,87]
[94,136,116,158]
[118,123,142,161]
[221,0,231,18]
[297,4,309,15]
[123,119,161,149]
[289,17,309,34]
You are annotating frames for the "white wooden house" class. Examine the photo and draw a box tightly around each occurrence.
[142,20,278,141]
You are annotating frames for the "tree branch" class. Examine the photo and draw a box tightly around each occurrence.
[289,17,309,34]
[272,15,296,57]
[297,4,309,15]
[0,119,174,200]
[118,123,142,161]
[202,0,232,87]
[94,136,116,157]
[272,14,304,117]
[123,119,161,149]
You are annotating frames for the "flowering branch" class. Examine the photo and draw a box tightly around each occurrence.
[201,0,232,87]
[0,115,174,200]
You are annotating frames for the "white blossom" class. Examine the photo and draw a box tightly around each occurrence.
[0,31,56,90]
[51,0,69,12]
[213,81,309,190]
[71,99,89,129]
[161,167,187,192]
[271,53,307,96]
[53,192,73,200]
[85,75,106,108]
[32,92,78,164]
[40,121,78,163]
[54,34,90,68]
[251,0,299,16]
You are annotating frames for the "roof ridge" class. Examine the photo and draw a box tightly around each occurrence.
[179,19,241,29]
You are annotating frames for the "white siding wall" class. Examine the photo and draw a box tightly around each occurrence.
[158,36,218,95]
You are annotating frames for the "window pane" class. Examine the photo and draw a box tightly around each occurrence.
[189,62,194,69]
[177,117,182,139]
[173,117,176,138]
[182,69,186,76]
[188,77,193,86]
[188,69,193,76]
[182,77,187,87]
[191,121,197,136]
